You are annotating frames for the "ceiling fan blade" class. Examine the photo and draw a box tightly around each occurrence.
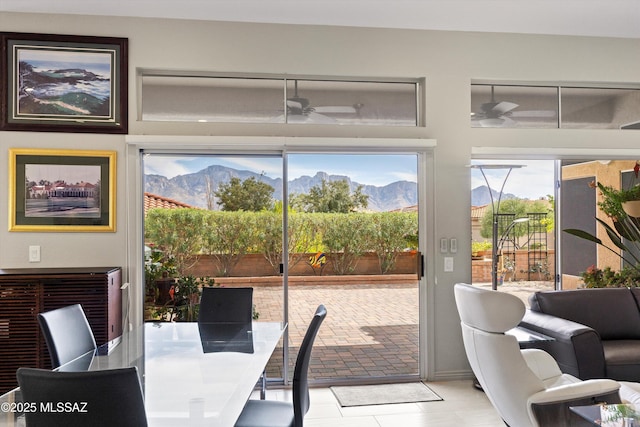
[491,101,519,115]
[314,106,357,114]
[287,99,304,110]
[510,110,557,118]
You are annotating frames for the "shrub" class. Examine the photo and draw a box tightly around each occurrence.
[321,213,372,275]
[471,240,492,256]
[369,212,418,274]
[145,208,206,275]
[202,211,256,276]
[145,209,419,276]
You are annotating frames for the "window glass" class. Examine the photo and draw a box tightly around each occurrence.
[471,85,558,128]
[285,80,417,126]
[561,87,640,129]
[141,74,419,126]
[471,83,640,130]
[141,76,284,123]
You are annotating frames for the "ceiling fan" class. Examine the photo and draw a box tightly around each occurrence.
[471,86,556,127]
[285,80,360,123]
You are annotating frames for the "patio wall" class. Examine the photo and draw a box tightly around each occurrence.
[472,249,556,282]
[186,251,419,278]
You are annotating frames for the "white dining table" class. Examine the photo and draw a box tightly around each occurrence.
[0,321,286,427]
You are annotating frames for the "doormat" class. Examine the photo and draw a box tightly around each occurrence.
[330,382,442,407]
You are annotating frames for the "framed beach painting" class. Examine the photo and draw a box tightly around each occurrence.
[0,32,128,133]
[9,148,116,232]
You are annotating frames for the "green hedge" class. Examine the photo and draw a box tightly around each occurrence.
[145,208,417,276]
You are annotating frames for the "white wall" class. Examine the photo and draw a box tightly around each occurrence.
[1,11,639,380]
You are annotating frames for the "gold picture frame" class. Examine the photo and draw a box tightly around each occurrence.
[9,148,116,232]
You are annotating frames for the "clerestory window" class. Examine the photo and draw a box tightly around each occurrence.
[140,72,421,126]
[471,83,640,129]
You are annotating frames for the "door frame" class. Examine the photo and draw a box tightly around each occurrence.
[126,135,436,380]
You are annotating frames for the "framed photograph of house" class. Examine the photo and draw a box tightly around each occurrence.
[0,32,128,133]
[9,148,116,232]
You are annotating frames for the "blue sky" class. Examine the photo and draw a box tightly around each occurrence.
[144,154,418,187]
[144,154,554,198]
[26,164,101,184]
[470,159,555,200]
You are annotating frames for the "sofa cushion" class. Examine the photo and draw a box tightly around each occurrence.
[603,340,640,381]
[529,288,640,340]
[602,340,640,366]
[630,288,640,310]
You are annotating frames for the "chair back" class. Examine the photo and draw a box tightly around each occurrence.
[293,304,327,427]
[16,366,147,427]
[38,304,97,368]
[454,284,545,427]
[198,287,253,324]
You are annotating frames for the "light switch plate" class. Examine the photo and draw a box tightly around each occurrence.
[440,238,448,253]
[450,238,457,253]
[29,245,41,262]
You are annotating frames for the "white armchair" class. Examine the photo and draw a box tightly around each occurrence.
[454,283,621,427]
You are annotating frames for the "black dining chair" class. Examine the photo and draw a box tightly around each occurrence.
[16,366,148,427]
[234,304,327,427]
[198,286,254,324]
[198,286,266,394]
[38,304,97,368]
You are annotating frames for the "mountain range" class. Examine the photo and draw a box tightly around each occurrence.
[145,165,522,211]
[471,185,517,206]
[145,165,418,212]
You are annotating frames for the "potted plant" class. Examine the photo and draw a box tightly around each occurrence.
[597,182,640,220]
[581,264,640,288]
[596,162,640,219]
[155,275,217,322]
[144,244,178,305]
[471,240,492,260]
[622,186,640,218]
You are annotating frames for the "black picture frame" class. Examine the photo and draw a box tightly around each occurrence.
[9,148,116,232]
[0,32,128,134]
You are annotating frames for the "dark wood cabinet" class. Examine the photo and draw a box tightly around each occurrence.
[0,267,122,394]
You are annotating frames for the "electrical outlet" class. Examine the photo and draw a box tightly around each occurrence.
[444,257,454,272]
[29,245,41,262]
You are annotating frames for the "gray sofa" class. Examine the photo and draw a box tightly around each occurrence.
[519,287,640,382]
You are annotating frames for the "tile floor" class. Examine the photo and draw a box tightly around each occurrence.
[258,380,506,427]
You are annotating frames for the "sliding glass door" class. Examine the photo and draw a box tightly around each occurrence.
[141,149,425,385]
[286,153,420,382]
[142,153,286,380]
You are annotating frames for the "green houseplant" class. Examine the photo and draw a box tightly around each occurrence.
[597,181,640,221]
[144,244,178,305]
[154,275,217,322]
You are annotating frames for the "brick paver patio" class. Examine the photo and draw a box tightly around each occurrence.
[254,280,554,382]
[255,282,420,381]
